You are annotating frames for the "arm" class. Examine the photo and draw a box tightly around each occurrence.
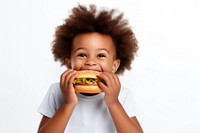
[98,72,143,133]
[38,70,78,133]
[108,102,143,133]
[38,103,75,133]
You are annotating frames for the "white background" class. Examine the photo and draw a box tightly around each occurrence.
[0,0,200,133]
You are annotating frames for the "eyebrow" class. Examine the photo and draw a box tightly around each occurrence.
[74,47,110,54]
[74,47,86,53]
[96,48,110,54]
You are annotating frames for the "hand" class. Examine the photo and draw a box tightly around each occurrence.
[97,72,121,107]
[60,69,78,105]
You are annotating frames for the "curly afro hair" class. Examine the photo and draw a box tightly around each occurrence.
[52,4,138,74]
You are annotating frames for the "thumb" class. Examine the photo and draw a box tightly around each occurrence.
[97,81,108,93]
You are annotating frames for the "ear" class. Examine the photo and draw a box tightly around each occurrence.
[112,59,120,73]
[65,58,72,69]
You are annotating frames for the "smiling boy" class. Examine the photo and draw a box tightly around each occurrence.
[38,4,143,133]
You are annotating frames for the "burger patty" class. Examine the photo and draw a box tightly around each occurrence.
[73,78,99,85]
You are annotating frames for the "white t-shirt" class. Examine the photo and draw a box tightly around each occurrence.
[38,83,137,133]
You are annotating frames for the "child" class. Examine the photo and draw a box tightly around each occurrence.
[37,4,143,133]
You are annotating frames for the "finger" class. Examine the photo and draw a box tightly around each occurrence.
[97,81,109,93]
[112,74,120,87]
[64,70,77,86]
[60,69,73,86]
[98,72,121,94]
[100,72,115,88]
[98,72,111,86]
[68,71,78,89]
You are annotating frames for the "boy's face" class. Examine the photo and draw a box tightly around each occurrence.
[66,32,120,73]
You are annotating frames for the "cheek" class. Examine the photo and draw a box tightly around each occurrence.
[99,61,113,72]
[70,59,82,70]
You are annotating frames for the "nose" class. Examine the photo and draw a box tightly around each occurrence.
[85,57,97,66]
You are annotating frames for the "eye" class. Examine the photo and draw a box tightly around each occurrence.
[97,53,106,58]
[77,53,87,58]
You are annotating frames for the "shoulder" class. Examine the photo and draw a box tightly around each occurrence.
[49,82,60,90]
[47,83,64,107]
[48,83,61,95]
[119,85,132,96]
[118,85,133,101]
[119,85,137,117]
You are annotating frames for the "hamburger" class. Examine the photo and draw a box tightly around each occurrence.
[73,70,103,93]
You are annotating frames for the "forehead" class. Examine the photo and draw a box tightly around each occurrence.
[72,32,116,52]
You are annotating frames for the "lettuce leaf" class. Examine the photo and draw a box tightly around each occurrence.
[73,78,99,84]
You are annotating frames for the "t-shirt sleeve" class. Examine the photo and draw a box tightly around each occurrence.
[119,86,137,117]
[37,84,57,118]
